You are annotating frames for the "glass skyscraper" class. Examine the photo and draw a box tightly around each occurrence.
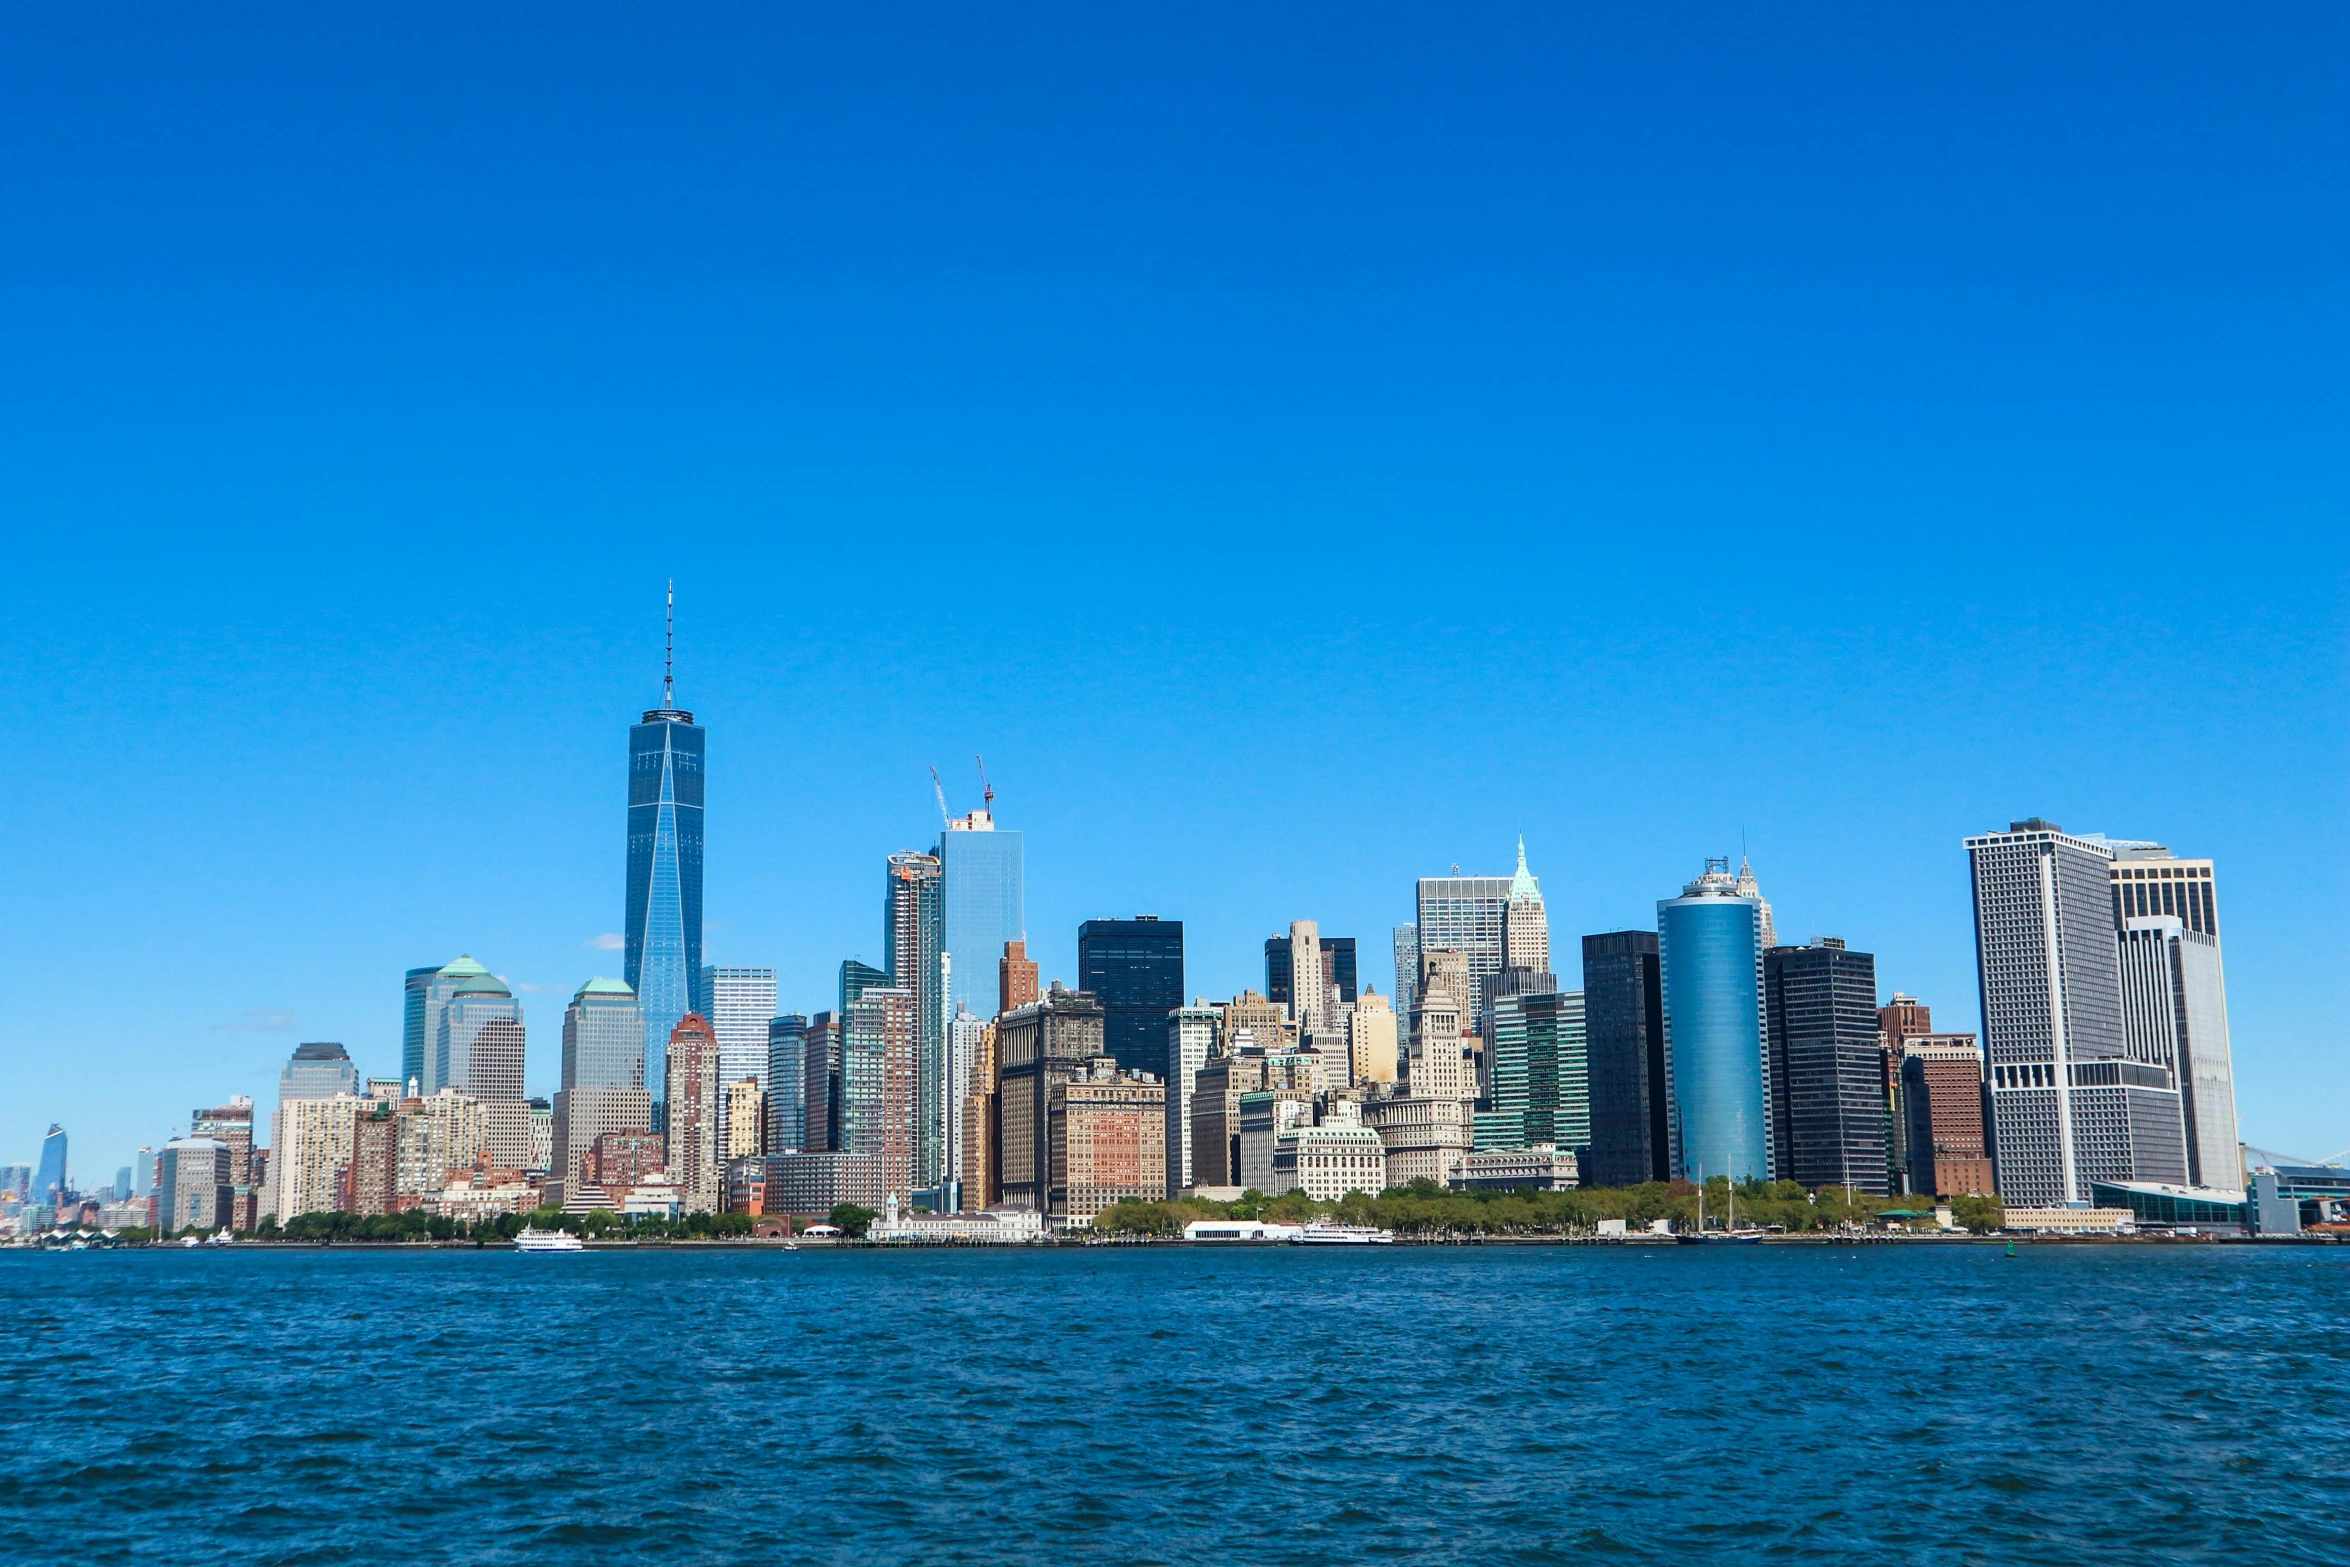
[1077,917,1185,1078]
[1659,860,1772,1183]
[552,977,647,1203]
[33,1125,67,1204]
[626,650,704,1110]
[407,955,495,1094]
[938,809,1023,1018]
[884,853,946,1188]
[699,965,777,1154]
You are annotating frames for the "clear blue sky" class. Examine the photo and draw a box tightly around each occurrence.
[3,6,2343,1178]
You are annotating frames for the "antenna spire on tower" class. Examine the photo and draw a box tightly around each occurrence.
[664,580,675,707]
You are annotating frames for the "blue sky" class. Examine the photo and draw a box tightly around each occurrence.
[3,6,2344,1177]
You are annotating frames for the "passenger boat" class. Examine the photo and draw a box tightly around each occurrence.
[513,1227,585,1253]
[1290,1222,1395,1245]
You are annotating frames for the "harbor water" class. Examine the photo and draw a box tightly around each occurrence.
[3,1242,2345,1563]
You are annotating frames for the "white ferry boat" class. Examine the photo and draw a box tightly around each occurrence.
[1290,1222,1395,1245]
[513,1227,585,1253]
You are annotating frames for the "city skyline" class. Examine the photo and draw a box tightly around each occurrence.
[3,10,2341,1176]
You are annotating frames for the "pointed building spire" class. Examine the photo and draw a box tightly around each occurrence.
[664,579,675,709]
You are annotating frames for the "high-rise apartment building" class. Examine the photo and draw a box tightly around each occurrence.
[2110,842,2239,1190]
[1481,990,1587,1158]
[844,985,917,1203]
[1503,838,1551,974]
[1416,871,1512,1031]
[1764,939,1888,1193]
[766,1014,808,1155]
[397,1090,487,1204]
[1581,931,1671,1187]
[960,1016,1000,1211]
[883,851,947,1190]
[995,984,1106,1214]
[1901,1035,1993,1196]
[190,1098,257,1230]
[264,1042,360,1219]
[798,1012,844,1154]
[664,1014,722,1214]
[697,967,776,1157]
[272,1090,392,1221]
[551,977,649,1207]
[1165,1006,1219,1195]
[1966,819,2187,1204]
[1659,860,1772,1183]
[938,806,1024,1020]
[625,602,704,1111]
[1076,917,1185,1079]
[999,941,1040,1016]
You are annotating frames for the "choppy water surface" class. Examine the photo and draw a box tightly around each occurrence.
[4,1243,2346,1563]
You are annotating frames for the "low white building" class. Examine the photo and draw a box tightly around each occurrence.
[2001,1207,2133,1235]
[1273,1123,1389,1201]
[1183,1219,1305,1242]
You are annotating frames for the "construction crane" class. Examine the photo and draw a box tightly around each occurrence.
[929,765,951,828]
[976,754,994,811]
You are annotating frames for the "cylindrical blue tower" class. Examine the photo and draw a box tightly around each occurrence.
[1659,860,1771,1183]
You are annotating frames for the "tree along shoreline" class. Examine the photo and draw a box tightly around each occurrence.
[1090,1178,2004,1237]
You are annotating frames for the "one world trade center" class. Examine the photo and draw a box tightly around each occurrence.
[627,585,704,1117]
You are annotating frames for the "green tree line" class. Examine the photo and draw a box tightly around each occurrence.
[1090,1179,2004,1237]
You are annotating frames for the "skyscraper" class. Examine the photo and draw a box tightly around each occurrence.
[1504,838,1550,974]
[883,852,947,1190]
[1763,938,1888,1193]
[798,1012,845,1154]
[190,1098,257,1229]
[1077,917,1185,1078]
[2110,842,2239,1190]
[1287,921,1328,1031]
[698,966,776,1160]
[1417,870,1512,1031]
[839,959,889,1017]
[1735,857,1776,948]
[1166,1005,1219,1196]
[843,985,917,1202]
[435,966,531,1169]
[766,1013,808,1155]
[266,1042,359,1218]
[1901,1035,1994,1197]
[407,956,496,1094]
[156,1137,230,1233]
[552,977,649,1207]
[999,941,1039,1016]
[1966,819,2186,1205]
[626,589,705,1114]
[1481,989,1588,1159]
[994,983,1106,1214]
[1580,931,1671,1186]
[1659,860,1771,1183]
[1391,925,1420,1024]
[33,1125,67,1206]
[938,804,1024,1020]
[1349,989,1399,1086]
[665,1013,721,1213]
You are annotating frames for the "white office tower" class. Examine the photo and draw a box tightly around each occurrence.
[2110,841,2239,1191]
[1965,820,2186,1205]
[1407,975,1476,1103]
[699,966,776,1157]
[1288,920,1329,1031]
[1167,1006,1218,1196]
[1416,870,1511,1030]
[1503,838,1550,974]
[949,1003,988,1201]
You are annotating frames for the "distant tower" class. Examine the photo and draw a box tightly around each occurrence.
[883,852,946,1192]
[1734,856,1775,949]
[626,582,705,1117]
[33,1125,67,1206]
[1504,837,1551,974]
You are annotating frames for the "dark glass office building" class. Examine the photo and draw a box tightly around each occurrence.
[626,684,704,1107]
[1581,931,1672,1186]
[1078,917,1186,1078]
[1764,939,1889,1194]
[1264,936,1293,1010]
